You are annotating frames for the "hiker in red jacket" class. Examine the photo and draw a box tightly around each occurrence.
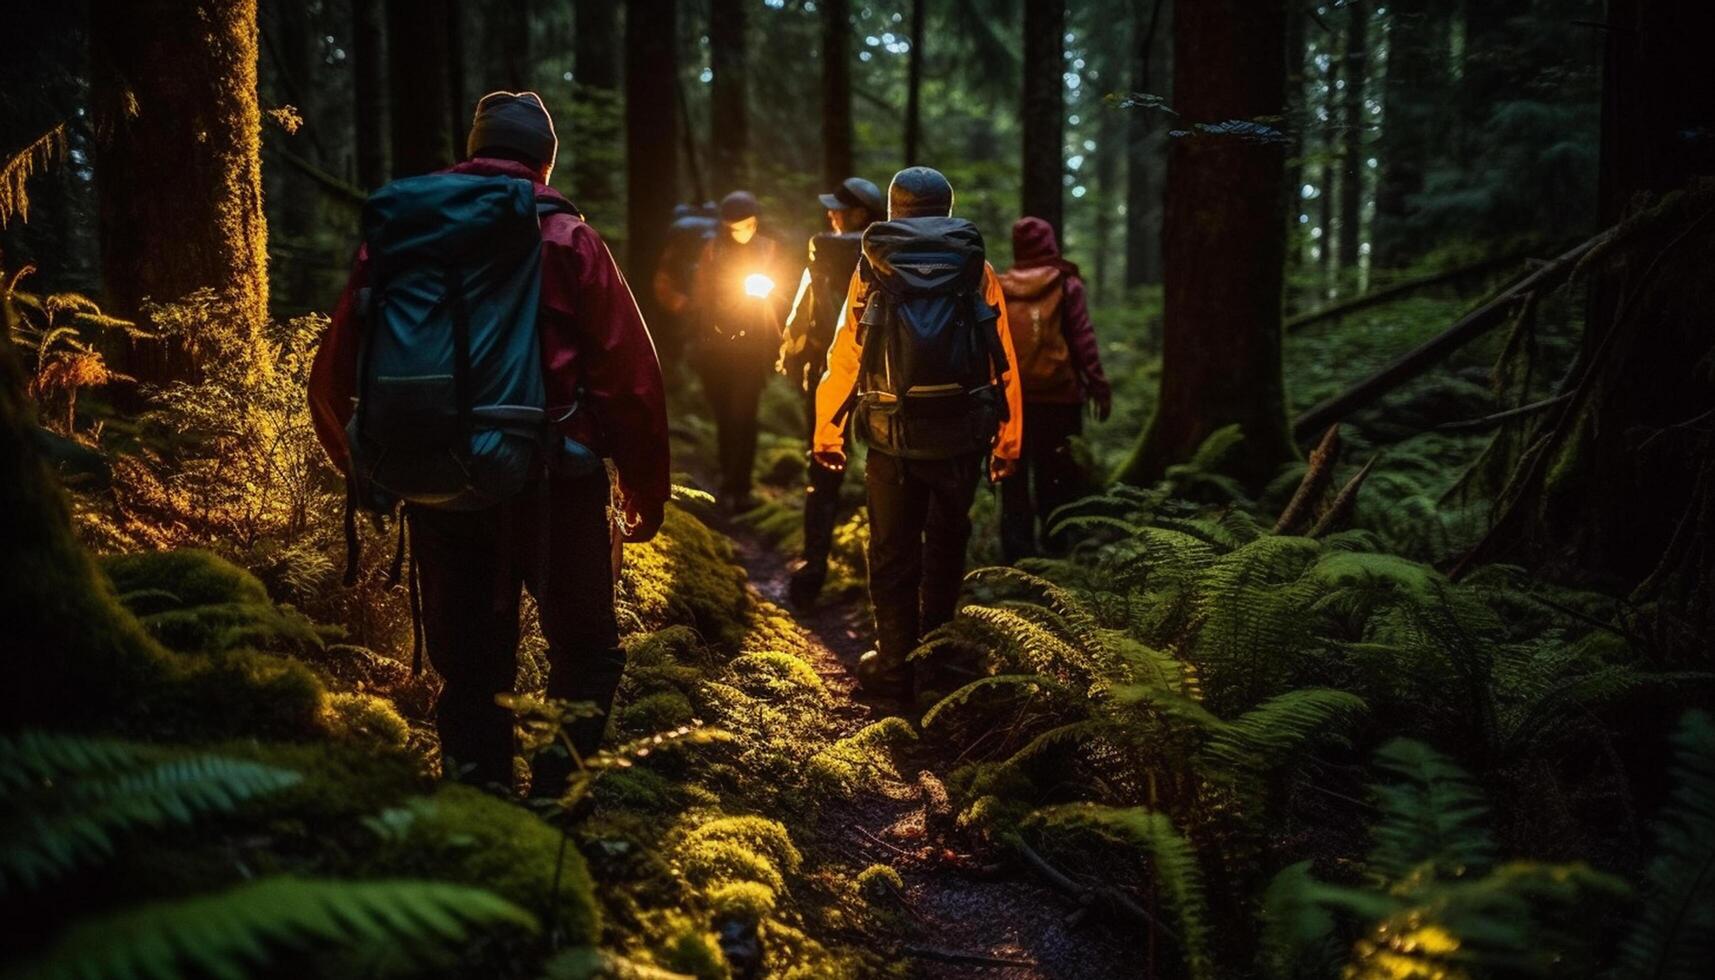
[308,92,669,793]
[996,216,1111,562]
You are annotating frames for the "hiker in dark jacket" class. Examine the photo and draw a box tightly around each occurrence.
[308,92,669,793]
[777,177,883,606]
[997,216,1111,561]
[651,202,718,365]
[691,190,790,511]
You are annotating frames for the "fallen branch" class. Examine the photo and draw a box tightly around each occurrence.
[1434,393,1572,433]
[1292,229,1615,442]
[1285,252,1524,333]
[1008,834,1176,939]
[1274,424,1342,533]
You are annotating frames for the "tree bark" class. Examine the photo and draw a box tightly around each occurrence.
[574,0,621,206]
[1020,0,1065,235]
[820,0,854,189]
[1120,0,1294,487]
[386,0,456,177]
[1315,18,1341,290]
[447,0,470,152]
[1372,0,1447,268]
[904,0,926,166]
[1123,0,1168,287]
[625,0,679,285]
[352,0,389,188]
[90,0,269,382]
[708,0,748,192]
[482,0,531,93]
[1337,0,1368,280]
[1462,0,1715,604]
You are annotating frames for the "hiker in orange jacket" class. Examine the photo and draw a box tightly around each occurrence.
[996,216,1111,561]
[814,167,1024,699]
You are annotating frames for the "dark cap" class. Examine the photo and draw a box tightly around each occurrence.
[887,167,954,219]
[718,190,759,222]
[817,177,885,216]
[467,91,558,171]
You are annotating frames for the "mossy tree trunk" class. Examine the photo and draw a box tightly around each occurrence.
[820,0,854,190]
[708,0,748,192]
[386,0,455,177]
[90,0,268,384]
[1123,0,1169,288]
[1462,0,1715,637]
[1020,0,1065,235]
[1119,0,1296,489]
[625,0,679,288]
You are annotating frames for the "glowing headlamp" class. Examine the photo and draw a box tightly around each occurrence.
[743,273,775,299]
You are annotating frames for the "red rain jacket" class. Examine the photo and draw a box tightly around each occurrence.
[307,157,671,539]
[1006,216,1110,405]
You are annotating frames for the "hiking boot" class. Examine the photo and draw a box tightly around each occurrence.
[855,649,912,702]
[787,559,827,609]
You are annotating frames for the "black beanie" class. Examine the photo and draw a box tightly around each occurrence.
[888,167,954,219]
[467,91,558,171]
[718,190,759,222]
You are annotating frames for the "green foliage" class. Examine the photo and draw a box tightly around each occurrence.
[1612,711,1715,980]
[3,876,537,980]
[0,730,302,892]
[1026,806,1215,980]
[1365,739,1496,882]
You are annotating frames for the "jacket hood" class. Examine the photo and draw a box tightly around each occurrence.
[998,264,1063,300]
[448,158,580,211]
[1010,216,1080,278]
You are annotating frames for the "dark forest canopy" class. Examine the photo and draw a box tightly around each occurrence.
[4,2,1715,978]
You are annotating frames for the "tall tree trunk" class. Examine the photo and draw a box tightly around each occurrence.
[1372,0,1447,268]
[352,0,389,187]
[1021,0,1066,234]
[387,0,455,176]
[90,0,268,382]
[573,0,621,206]
[903,0,925,166]
[1123,0,1169,287]
[1337,1,1368,285]
[482,0,531,93]
[708,0,748,192]
[625,0,679,283]
[1316,19,1342,293]
[447,0,470,152]
[1093,87,1122,301]
[1462,0,1715,617]
[820,0,854,188]
[1120,0,1294,487]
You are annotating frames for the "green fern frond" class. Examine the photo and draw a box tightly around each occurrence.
[1200,689,1368,788]
[0,731,158,792]
[1026,805,1214,980]
[920,674,1075,730]
[1257,861,1343,980]
[960,604,1097,678]
[6,876,537,980]
[998,719,1110,772]
[2,745,303,893]
[1612,710,1715,980]
[1367,739,1495,882]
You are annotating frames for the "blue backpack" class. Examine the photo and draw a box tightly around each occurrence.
[345,172,597,515]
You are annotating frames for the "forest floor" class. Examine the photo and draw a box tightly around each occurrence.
[714,514,1135,979]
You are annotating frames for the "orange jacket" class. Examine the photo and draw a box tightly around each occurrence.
[813,263,1024,461]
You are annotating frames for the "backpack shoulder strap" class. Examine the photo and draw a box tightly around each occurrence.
[536,195,584,221]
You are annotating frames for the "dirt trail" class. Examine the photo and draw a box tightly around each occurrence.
[720,522,1135,979]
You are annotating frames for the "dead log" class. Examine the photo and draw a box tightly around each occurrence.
[1274,424,1342,534]
[1291,229,1615,442]
[1284,252,1525,333]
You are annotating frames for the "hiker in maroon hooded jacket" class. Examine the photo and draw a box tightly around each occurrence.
[308,93,669,793]
[996,216,1111,562]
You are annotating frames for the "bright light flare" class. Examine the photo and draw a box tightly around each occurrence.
[743,273,775,298]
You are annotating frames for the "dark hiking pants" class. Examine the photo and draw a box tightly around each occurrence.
[865,450,983,666]
[409,469,622,792]
[698,344,773,502]
[801,377,845,567]
[1000,402,1085,562]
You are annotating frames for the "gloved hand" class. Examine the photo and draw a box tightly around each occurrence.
[989,455,1018,482]
[1089,384,1113,422]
